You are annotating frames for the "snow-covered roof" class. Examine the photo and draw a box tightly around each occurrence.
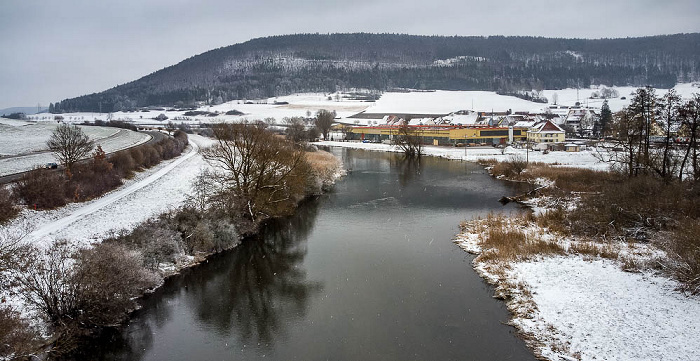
[529,120,565,133]
[513,120,537,128]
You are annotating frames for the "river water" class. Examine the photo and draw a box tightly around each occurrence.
[82,148,535,360]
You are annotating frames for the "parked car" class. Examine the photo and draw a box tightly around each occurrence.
[44,162,58,169]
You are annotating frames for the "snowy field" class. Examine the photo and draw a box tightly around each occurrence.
[0,121,120,156]
[0,122,150,176]
[318,140,610,171]
[21,83,699,128]
[30,93,370,127]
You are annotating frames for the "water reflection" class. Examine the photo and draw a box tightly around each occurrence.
[185,198,323,345]
[80,148,536,361]
[390,155,423,188]
[84,198,323,360]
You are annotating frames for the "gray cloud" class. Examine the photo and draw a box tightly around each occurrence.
[0,0,698,108]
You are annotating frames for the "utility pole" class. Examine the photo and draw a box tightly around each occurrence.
[526,140,529,164]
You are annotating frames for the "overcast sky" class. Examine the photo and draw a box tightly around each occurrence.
[1,0,698,109]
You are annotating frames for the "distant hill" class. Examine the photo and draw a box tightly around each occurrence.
[1,106,48,115]
[52,33,700,113]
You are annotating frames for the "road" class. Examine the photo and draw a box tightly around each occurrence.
[0,130,165,184]
[26,138,199,243]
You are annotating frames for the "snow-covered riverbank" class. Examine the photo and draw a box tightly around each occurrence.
[455,223,700,361]
[324,140,700,361]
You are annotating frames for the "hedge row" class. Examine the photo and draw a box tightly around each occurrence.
[6,131,189,217]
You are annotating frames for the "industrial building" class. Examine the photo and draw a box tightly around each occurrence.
[344,124,528,146]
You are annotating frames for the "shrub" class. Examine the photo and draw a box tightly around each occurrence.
[73,243,160,326]
[0,187,19,224]
[664,218,700,294]
[114,220,183,270]
[11,242,80,324]
[7,242,159,355]
[13,168,67,209]
[141,145,161,168]
[109,150,137,178]
[209,218,239,251]
[199,128,214,137]
[0,306,40,359]
[490,155,528,178]
[161,207,239,254]
[568,175,698,239]
[67,147,122,201]
[305,150,341,194]
[129,147,145,168]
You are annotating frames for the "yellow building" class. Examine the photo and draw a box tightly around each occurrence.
[526,120,565,144]
[346,125,527,145]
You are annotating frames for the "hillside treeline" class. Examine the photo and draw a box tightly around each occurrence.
[51,33,700,112]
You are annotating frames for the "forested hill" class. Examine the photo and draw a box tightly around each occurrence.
[52,33,700,112]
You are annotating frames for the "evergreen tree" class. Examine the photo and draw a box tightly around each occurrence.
[600,100,612,136]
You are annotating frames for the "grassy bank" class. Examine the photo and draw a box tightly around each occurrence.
[457,158,700,359]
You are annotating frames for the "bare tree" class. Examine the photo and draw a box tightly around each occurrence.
[656,90,681,180]
[315,109,335,140]
[607,109,645,177]
[201,123,311,230]
[46,124,94,174]
[340,125,352,141]
[628,86,657,169]
[679,94,700,182]
[285,116,307,143]
[393,123,423,158]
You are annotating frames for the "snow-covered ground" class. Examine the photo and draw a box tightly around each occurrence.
[0,121,120,156]
[6,134,213,248]
[28,93,370,127]
[0,134,213,341]
[0,122,150,176]
[21,84,699,128]
[455,222,700,361]
[318,140,610,170]
[511,257,700,361]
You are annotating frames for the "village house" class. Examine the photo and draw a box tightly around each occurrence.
[527,119,565,144]
[564,108,599,136]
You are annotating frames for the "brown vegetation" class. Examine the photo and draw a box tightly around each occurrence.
[0,306,39,359]
[6,241,160,356]
[46,123,95,173]
[393,122,423,158]
[202,123,315,232]
[474,157,700,294]
[662,218,700,294]
[8,131,188,214]
[0,187,19,224]
[465,214,564,264]
[13,168,68,209]
[305,149,341,194]
[1,126,342,356]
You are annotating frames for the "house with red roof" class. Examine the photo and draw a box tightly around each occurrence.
[527,119,565,144]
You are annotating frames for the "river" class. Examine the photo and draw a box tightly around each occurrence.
[79,148,535,360]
